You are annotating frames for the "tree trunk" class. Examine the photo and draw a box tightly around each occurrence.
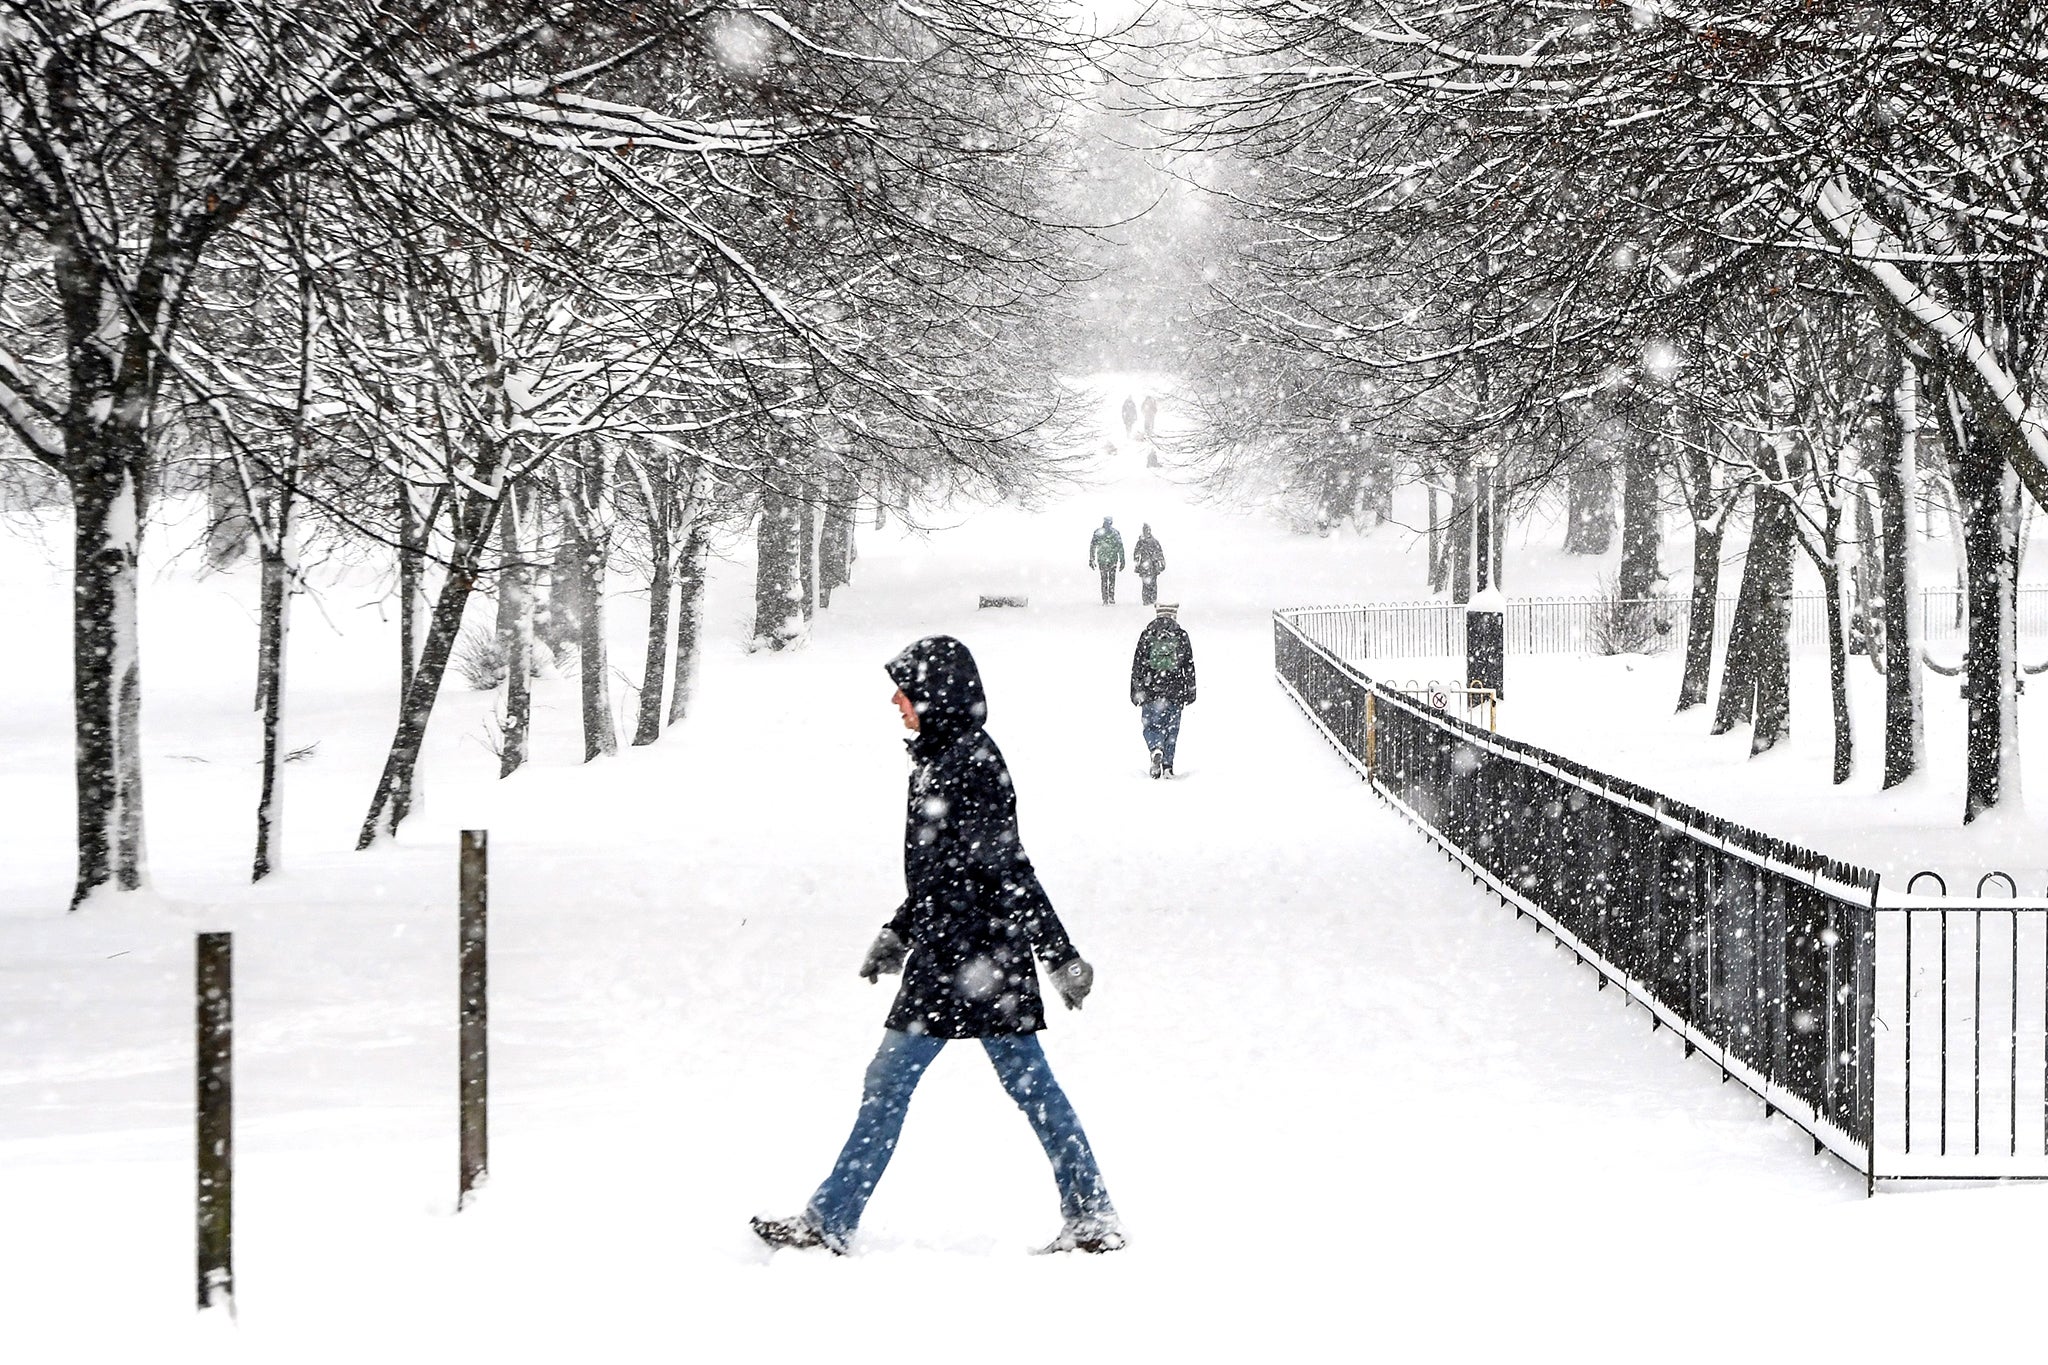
[1617,439,1660,600]
[1939,472,1970,628]
[357,493,498,848]
[546,532,586,667]
[752,489,804,650]
[1676,433,1723,712]
[633,499,674,748]
[67,455,148,909]
[399,477,427,702]
[575,530,615,762]
[1951,420,2023,823]
[1848,489,1879,659]
[394,480,438,826]
[668,496,710,726]
[1677,522,1725,713]
[1563,458,1615,555]
[496,490,534,778]
[1819,554,1853,783]
[1490,478,1507,591]
[798,490,817,622]
[1449,469,1474,604]
[252,528,293,881]
[819,477,853,608]
[1426,485,1447,591]
[1712,486,1767,736]
[552,446,617,764]
[1748,487,1795,756]
[1873,356,1924,789]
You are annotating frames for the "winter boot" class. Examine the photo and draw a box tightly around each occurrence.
[1035,1217,1127,1255]
[1148,749,1163,779]
[751,1214,843,1255]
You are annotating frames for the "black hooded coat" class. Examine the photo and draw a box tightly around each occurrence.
[881,636,1078,1038]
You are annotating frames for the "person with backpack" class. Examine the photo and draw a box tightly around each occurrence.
[1130,603,1196,778]
[1088,516,1125,604]
[751,636,1124,1256]
[1132,523,1165,606]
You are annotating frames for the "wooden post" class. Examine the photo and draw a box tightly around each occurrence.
[195,931,233,1311]
[458,830,489,1208]
[1364,692,1378,778]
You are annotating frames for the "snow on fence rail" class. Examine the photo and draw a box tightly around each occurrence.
[1274,608,2048,1188]
[1285,586,2048,663]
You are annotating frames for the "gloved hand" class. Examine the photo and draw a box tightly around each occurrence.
[1051,956,1094,1010]
[859,928,908,982]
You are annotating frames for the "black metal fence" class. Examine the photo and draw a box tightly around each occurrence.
[1275,610,1882,1179]
[1285,585,2048,665]
[1873,890,2048,1179]
[1277,606,2048,1186]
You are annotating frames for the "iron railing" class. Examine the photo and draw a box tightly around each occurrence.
[1873,875,2048,1179]
[1276,606,2048,1187]
[1287,585,2048,664]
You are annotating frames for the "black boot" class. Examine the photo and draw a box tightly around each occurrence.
[751,1214,843,1255]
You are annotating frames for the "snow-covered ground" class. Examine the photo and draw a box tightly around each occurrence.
[5,378,2047,1361]
[1481,650,2043,886]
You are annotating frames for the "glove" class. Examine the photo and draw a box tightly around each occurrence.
[1051,956,1094,1011]
[859,928,908,982]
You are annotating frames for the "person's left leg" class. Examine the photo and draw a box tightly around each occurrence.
[1140,699,1169,774]
[980,1033,1117,1231]
[801,1029,947,1248]
[1158,700,1184,773]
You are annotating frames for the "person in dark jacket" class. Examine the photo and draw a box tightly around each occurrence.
[1088,516,1125,604]
[1131,523,1165,606]
[1120,395,1138,436]
[1130,604,1196,778]
[753,636,1124,1256]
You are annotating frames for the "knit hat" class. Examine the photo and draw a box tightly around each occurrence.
[1155,603,1178,616]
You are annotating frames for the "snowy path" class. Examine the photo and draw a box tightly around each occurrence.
[5,385,2046,1360]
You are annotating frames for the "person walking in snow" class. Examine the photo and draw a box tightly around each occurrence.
[1120,395,1138,437]
[1140,393,1158,439]
[1088,516,1125,604]
[752,635,1124,1257]
[1130,604,1196,779]
[1132,523,1166,606]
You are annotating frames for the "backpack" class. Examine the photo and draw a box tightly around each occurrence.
[1145,627,1181,674]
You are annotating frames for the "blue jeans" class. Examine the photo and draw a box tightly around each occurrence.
[1141,698,1184,769]
[806,1029,1115,1245]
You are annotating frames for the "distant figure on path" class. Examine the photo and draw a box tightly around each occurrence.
[1130,604,1196,779]
[1140,393,1158,439]
[1088,516,1125,604]
[750,636,1122,1256]
[1120,395,1138,437]
[1132,523,1165,606]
